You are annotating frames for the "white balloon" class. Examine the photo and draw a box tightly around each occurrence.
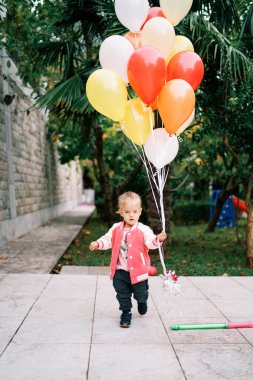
[115,0,149,33]
[144,128,179,169]
[160,0,193,26]
[141,17,175,60]
[176,108,195,134]
[99,35,134,83]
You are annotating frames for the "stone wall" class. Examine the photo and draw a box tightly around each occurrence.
[0,50,83,244]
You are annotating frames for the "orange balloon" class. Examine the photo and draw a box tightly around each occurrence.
[158,79,195,134]
[124,32,142,49]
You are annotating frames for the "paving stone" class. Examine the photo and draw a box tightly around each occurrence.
[60,266,111,275]
[60,266,89,275]
[0,273,7,280]
[0,316,25,342]
[0,343,90,380]
[95,276,158,318]
[41,274,97,299]
[150,276,206,300]
[88,266,110,275]
[0,273,252,379]
[174,343,253,380]
[162,316,248,344]
[151,295,224,318]
[47,272,97,287]
[30,293,95,318]
[210,298,253,319]
[93,316,169,344]
[0,274,51,316]
[1,273,51,288]
[189,276,253,299]
[238,328,253,345]
[229,317,253,345]
[13,316,92,344]
[0,316,25,355]
[0,293,39,317]
[0,340,8,354]
[88,343,185,380]
[233,277,253,292]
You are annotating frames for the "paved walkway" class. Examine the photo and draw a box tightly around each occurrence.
[0,274,253,379]
[0,205,95,273]
[0,205,253,379]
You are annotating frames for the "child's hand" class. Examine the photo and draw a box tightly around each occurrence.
[157,231,167,242]
[89,241,99,251]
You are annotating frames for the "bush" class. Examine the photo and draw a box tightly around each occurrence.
[172,201,210,225]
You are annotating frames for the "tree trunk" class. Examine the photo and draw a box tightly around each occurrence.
[93,120,114,226]
[205,177,238,233]
[246,203,253,268]
[245,164,253,268]
[205,191,229,233]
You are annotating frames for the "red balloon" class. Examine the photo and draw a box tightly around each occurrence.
[127,46,166,105]
[141,7,166,29]
[149,266,158,276]
[166,51,204,91]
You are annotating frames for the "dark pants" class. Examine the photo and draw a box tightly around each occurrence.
[113,269,149,312]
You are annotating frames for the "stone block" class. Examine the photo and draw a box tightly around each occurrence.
[174,343,253,380]
[0,209,10,221]
[13,316,92,344]
[0,343,90,380]
[88,343,185,380]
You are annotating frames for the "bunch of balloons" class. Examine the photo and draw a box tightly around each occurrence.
[86,0,204,171]
[86,0,204,279]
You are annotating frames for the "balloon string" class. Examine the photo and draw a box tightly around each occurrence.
[132,142,167,276]
[142,159,167,276]
[148,111,167,232]
[141,148,162,219]
[125,134,163,224]
[158,242,167,276]
[141,145,167,240]
[121,118,169,276]
[163,166,170,186]
[157,169,166,231]
[157,169,167,276]
[134,33,137,48]
[142,148,160,192]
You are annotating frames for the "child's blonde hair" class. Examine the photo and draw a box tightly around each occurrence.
[118,191,142,209]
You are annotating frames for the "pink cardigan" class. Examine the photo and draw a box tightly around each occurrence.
[97,222,159,284]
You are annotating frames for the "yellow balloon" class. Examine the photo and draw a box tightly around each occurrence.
[141,17,175,61]
[121,98,154,146]
[160,0,193,26]
[167,35,194,63]
[176,108,195,134]
[86,69,128,121]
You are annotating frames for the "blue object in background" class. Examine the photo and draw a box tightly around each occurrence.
[210,190,237,228]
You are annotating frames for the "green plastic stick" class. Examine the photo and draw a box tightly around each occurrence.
[170,323,228,330]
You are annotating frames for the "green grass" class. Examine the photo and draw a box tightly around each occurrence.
[59,213,253,276]
[165,222,251,276]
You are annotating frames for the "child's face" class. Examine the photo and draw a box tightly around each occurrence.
[119,200,142,227]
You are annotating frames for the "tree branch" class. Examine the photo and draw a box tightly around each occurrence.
[114,159,143,197]
[222,134,238,165]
